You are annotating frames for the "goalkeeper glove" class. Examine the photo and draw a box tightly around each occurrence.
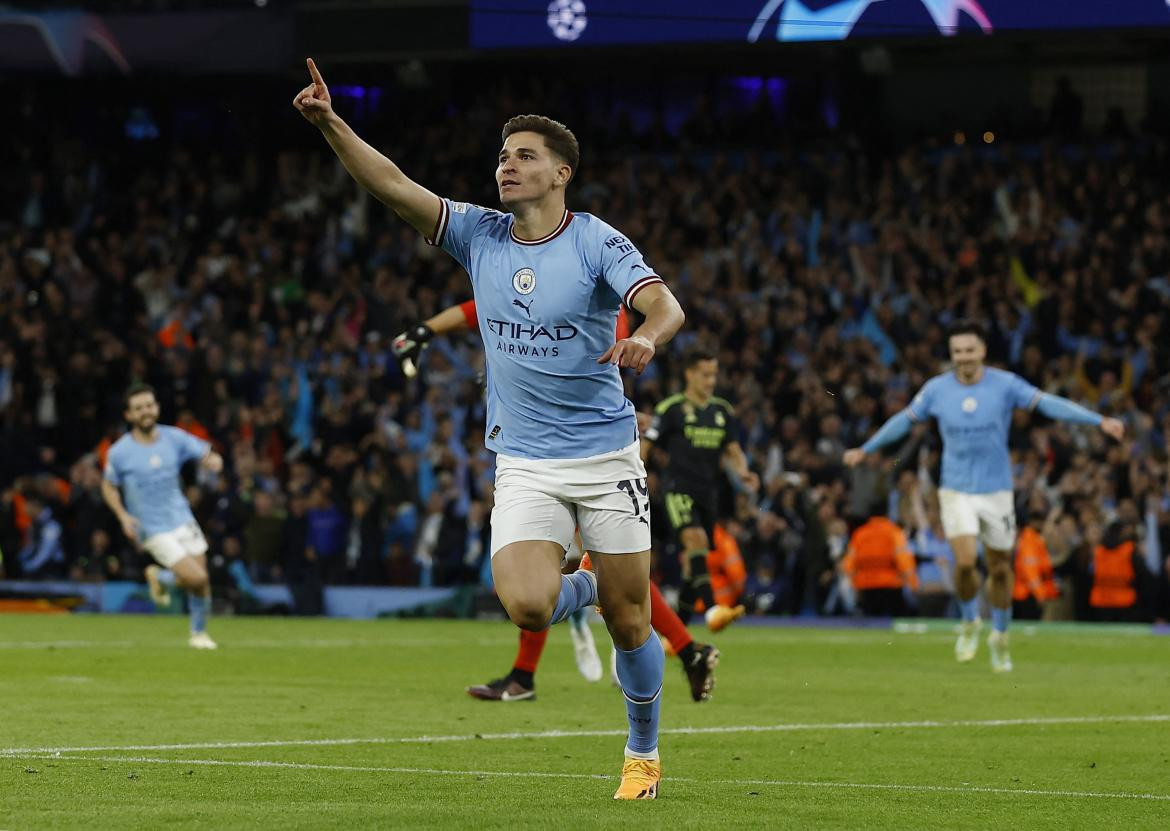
[391,323,434,378]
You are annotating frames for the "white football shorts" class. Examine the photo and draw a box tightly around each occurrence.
[491,441,652,557]
[142,520,209,568]
[937,488,1017,551]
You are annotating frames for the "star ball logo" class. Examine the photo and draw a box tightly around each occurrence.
[547,0,587,42]
[512,267,537,295]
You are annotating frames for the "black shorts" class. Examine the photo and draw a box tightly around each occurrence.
[663,487,717,542]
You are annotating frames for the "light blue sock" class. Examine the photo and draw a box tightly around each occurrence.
[991,606,1011,633]
[959,597,980,623]
[569,607,588,633]
[188,592,208,634]
[549,571,596,626]
[615,630,664,758]
[156,569,177,587]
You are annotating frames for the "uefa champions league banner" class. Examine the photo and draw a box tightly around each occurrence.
[0,8,291,75]
[472,0,1170,48]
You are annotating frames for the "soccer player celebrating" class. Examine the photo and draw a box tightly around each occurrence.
[394,302,721,703]
[844,320,1124,671]
[102,383,224,649]
[297,59,684,798]
[643,348,758,630]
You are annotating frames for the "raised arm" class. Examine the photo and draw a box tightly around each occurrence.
[294,58,441,239]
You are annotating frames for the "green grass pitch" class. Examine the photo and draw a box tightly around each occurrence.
[2,614,1169,829]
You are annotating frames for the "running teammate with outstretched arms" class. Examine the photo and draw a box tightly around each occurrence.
[844,320,1123,672]
[297,59,685,799]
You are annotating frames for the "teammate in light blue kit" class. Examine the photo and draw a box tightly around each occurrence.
[102,382,225,649]
[844,320,1123,671]
[295,59,685,798]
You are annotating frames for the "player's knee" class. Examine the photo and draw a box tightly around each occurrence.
[680,528,708,551]
[600,603,649,651]
[174,564,209,593]
[989,560,1013,581]
[504,596,554,632]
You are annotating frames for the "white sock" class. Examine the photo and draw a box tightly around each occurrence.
[624,746,660,761]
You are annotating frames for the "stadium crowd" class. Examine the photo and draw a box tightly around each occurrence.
[1,77,1168,622]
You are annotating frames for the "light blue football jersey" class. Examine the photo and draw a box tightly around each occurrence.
[429,198,664,460]
[908,367,1041,494]
[103,425,210,539]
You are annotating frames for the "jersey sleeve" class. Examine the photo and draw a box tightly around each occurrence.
[1008,372,1043,410]
[459,300,478,332]
[644,400,679,444]
[591,220,664,309]
[103,450,122,486]
[172,427,212,464]
[907,378,938,422]
[426,198,495,272]
[721,405,741,449]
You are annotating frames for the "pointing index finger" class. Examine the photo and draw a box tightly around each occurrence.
[307,57,324,86]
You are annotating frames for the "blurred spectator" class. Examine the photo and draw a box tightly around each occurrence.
[346,493,386,585]
[1012,498,1059,620]
[913,505,956,619]
[745,555,783,615]
[281,490,322,615]
[243,490,285,583]
[306,483,347,584]
[841,510,919,617]
[1088,514,1153,622]
[18,493,65,579]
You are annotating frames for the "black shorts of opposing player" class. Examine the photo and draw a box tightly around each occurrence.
[663,487,718,541]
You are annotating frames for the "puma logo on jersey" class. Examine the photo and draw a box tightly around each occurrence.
[512,298,534,318]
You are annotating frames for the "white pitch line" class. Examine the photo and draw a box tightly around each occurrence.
[0,641,137,649]
[22,755,1170,803]
[3,713,1167,758]
[0,638,517,650]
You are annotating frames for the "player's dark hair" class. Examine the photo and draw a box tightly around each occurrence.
[501,115,580,183]
[946,318,987,344]
[124,381,156,409]
[683,347,718,369]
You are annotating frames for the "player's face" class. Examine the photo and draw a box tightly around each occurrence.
[948,334,985,374]
[496,132,569,207]
[685,359,719,399]
[125,392,160,432]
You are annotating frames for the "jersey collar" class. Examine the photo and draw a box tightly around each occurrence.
[510,210,573,246]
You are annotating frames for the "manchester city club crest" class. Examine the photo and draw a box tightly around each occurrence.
[961,396,978,413]
[512,267,537,295]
